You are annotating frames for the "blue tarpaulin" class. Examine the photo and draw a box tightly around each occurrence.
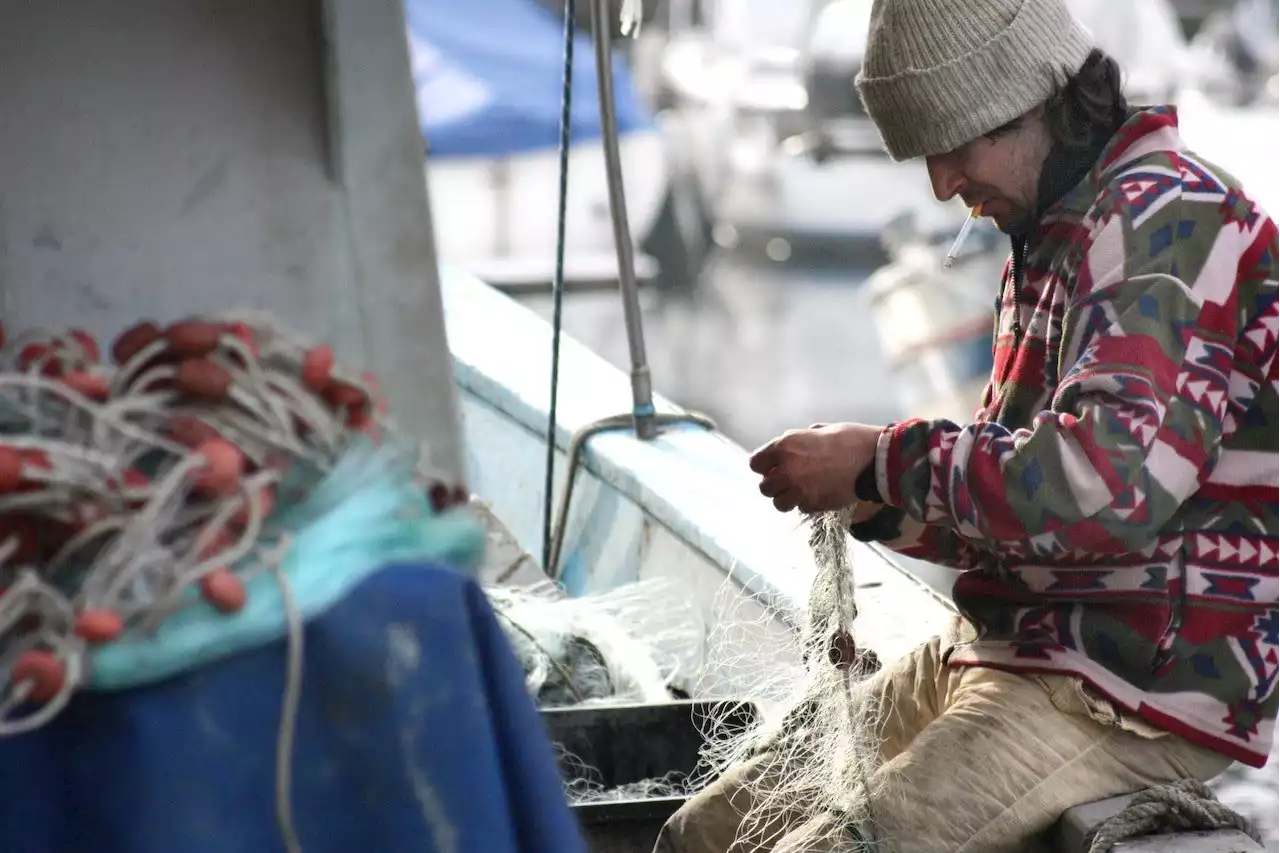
[0,562,590,853]
[404,0,654,158]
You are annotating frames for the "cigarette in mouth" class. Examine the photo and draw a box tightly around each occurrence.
[943,204,983,268]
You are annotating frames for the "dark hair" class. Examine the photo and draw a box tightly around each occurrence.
[981,49,1130,230]
[983,49,1129,149]
[1042,48,1129,151]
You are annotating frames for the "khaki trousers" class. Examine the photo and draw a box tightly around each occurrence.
[655,624,1232,853]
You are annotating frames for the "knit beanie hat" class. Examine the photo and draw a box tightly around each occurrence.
[854,0,1095,161]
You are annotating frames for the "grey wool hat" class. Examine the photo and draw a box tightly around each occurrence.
[854,0,1095,161]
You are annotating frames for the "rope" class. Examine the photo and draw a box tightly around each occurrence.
[540,0,576,572]
[1086,779,1263,852]
[530,0,720,583]
[274,558,304,853]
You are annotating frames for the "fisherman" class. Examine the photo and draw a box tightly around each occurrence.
[656,0,1279,850]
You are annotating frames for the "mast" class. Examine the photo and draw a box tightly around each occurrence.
[590,0,659,439]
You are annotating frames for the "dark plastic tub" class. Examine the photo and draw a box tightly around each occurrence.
[541,699,760,853]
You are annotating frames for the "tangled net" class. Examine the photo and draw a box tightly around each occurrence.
[692,510,886,852]
[559,746,696,806]
[0,314,466,737]
[488,578,703,709]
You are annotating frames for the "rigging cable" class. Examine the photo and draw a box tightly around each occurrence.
[540,0,577,572]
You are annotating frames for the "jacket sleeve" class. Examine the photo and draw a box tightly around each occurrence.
[874,198,1254,554]
[849,506,993,570]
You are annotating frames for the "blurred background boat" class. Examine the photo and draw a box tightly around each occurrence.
[409,0,711,293]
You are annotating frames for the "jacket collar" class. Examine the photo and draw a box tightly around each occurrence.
[1030,105,1184,242]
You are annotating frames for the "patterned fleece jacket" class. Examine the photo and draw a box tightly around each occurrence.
[853,107,1278,768]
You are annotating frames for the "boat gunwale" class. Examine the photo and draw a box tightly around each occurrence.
[440,263,958,626]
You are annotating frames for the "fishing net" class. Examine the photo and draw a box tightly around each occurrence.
[0,314,466,737]
[564,768,697,805]
[685,510,887,852]
[498,507,887,849]
[488,577,704,708]
[486,572,719,813]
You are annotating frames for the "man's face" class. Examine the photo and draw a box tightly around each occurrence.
[923,109,1052,235]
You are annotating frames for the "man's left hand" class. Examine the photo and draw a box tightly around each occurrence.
[748,422,882,514]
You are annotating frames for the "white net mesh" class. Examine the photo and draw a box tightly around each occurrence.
[689,511,885,851]
[488,577,703,708]
[492,508,887,850]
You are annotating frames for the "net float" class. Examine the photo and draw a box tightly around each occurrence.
[300,344,335,391]
[62,371,111,402]
[176,358,232,401]
[9,650,66,705]
[74,609,124,644]
[65,329,101,364]
[111,321,162,365]
[193,438,244,496]
[165,321,223,358]
[199,568,247,614]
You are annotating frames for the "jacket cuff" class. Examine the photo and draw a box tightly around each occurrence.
[848,506,907,542]
[877,420,920,509]
[853,465,881,503]
[880,417,931,507]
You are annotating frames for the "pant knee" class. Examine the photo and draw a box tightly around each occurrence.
[651,753,784,853]
[652,781,746,853]
[652,822,682,853]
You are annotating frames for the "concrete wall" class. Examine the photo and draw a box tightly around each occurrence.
[0,0,465,480]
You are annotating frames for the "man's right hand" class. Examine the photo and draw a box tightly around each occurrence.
[800,424,885,524]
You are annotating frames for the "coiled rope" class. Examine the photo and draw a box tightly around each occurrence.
[1086,779,1263,852]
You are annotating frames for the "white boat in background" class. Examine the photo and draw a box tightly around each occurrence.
[1067,0,1191,102]
[1184,0,1279,108]
[406,0,672,291]
[652,0,1230,262]
[863,216,1005,423]
[647,0,968,261]
[425,131,669,291]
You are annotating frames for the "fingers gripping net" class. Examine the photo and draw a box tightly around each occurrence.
[0,316,464,736]
[694,510,885,852]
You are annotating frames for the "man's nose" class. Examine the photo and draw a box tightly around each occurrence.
[925,154,966,202]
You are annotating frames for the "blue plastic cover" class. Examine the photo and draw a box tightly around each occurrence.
[405,0,654,158]
[0,563,590,853]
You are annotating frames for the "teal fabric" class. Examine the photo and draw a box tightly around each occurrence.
[87,440,485,690]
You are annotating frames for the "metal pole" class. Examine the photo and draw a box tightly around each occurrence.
[590,0,658,440]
